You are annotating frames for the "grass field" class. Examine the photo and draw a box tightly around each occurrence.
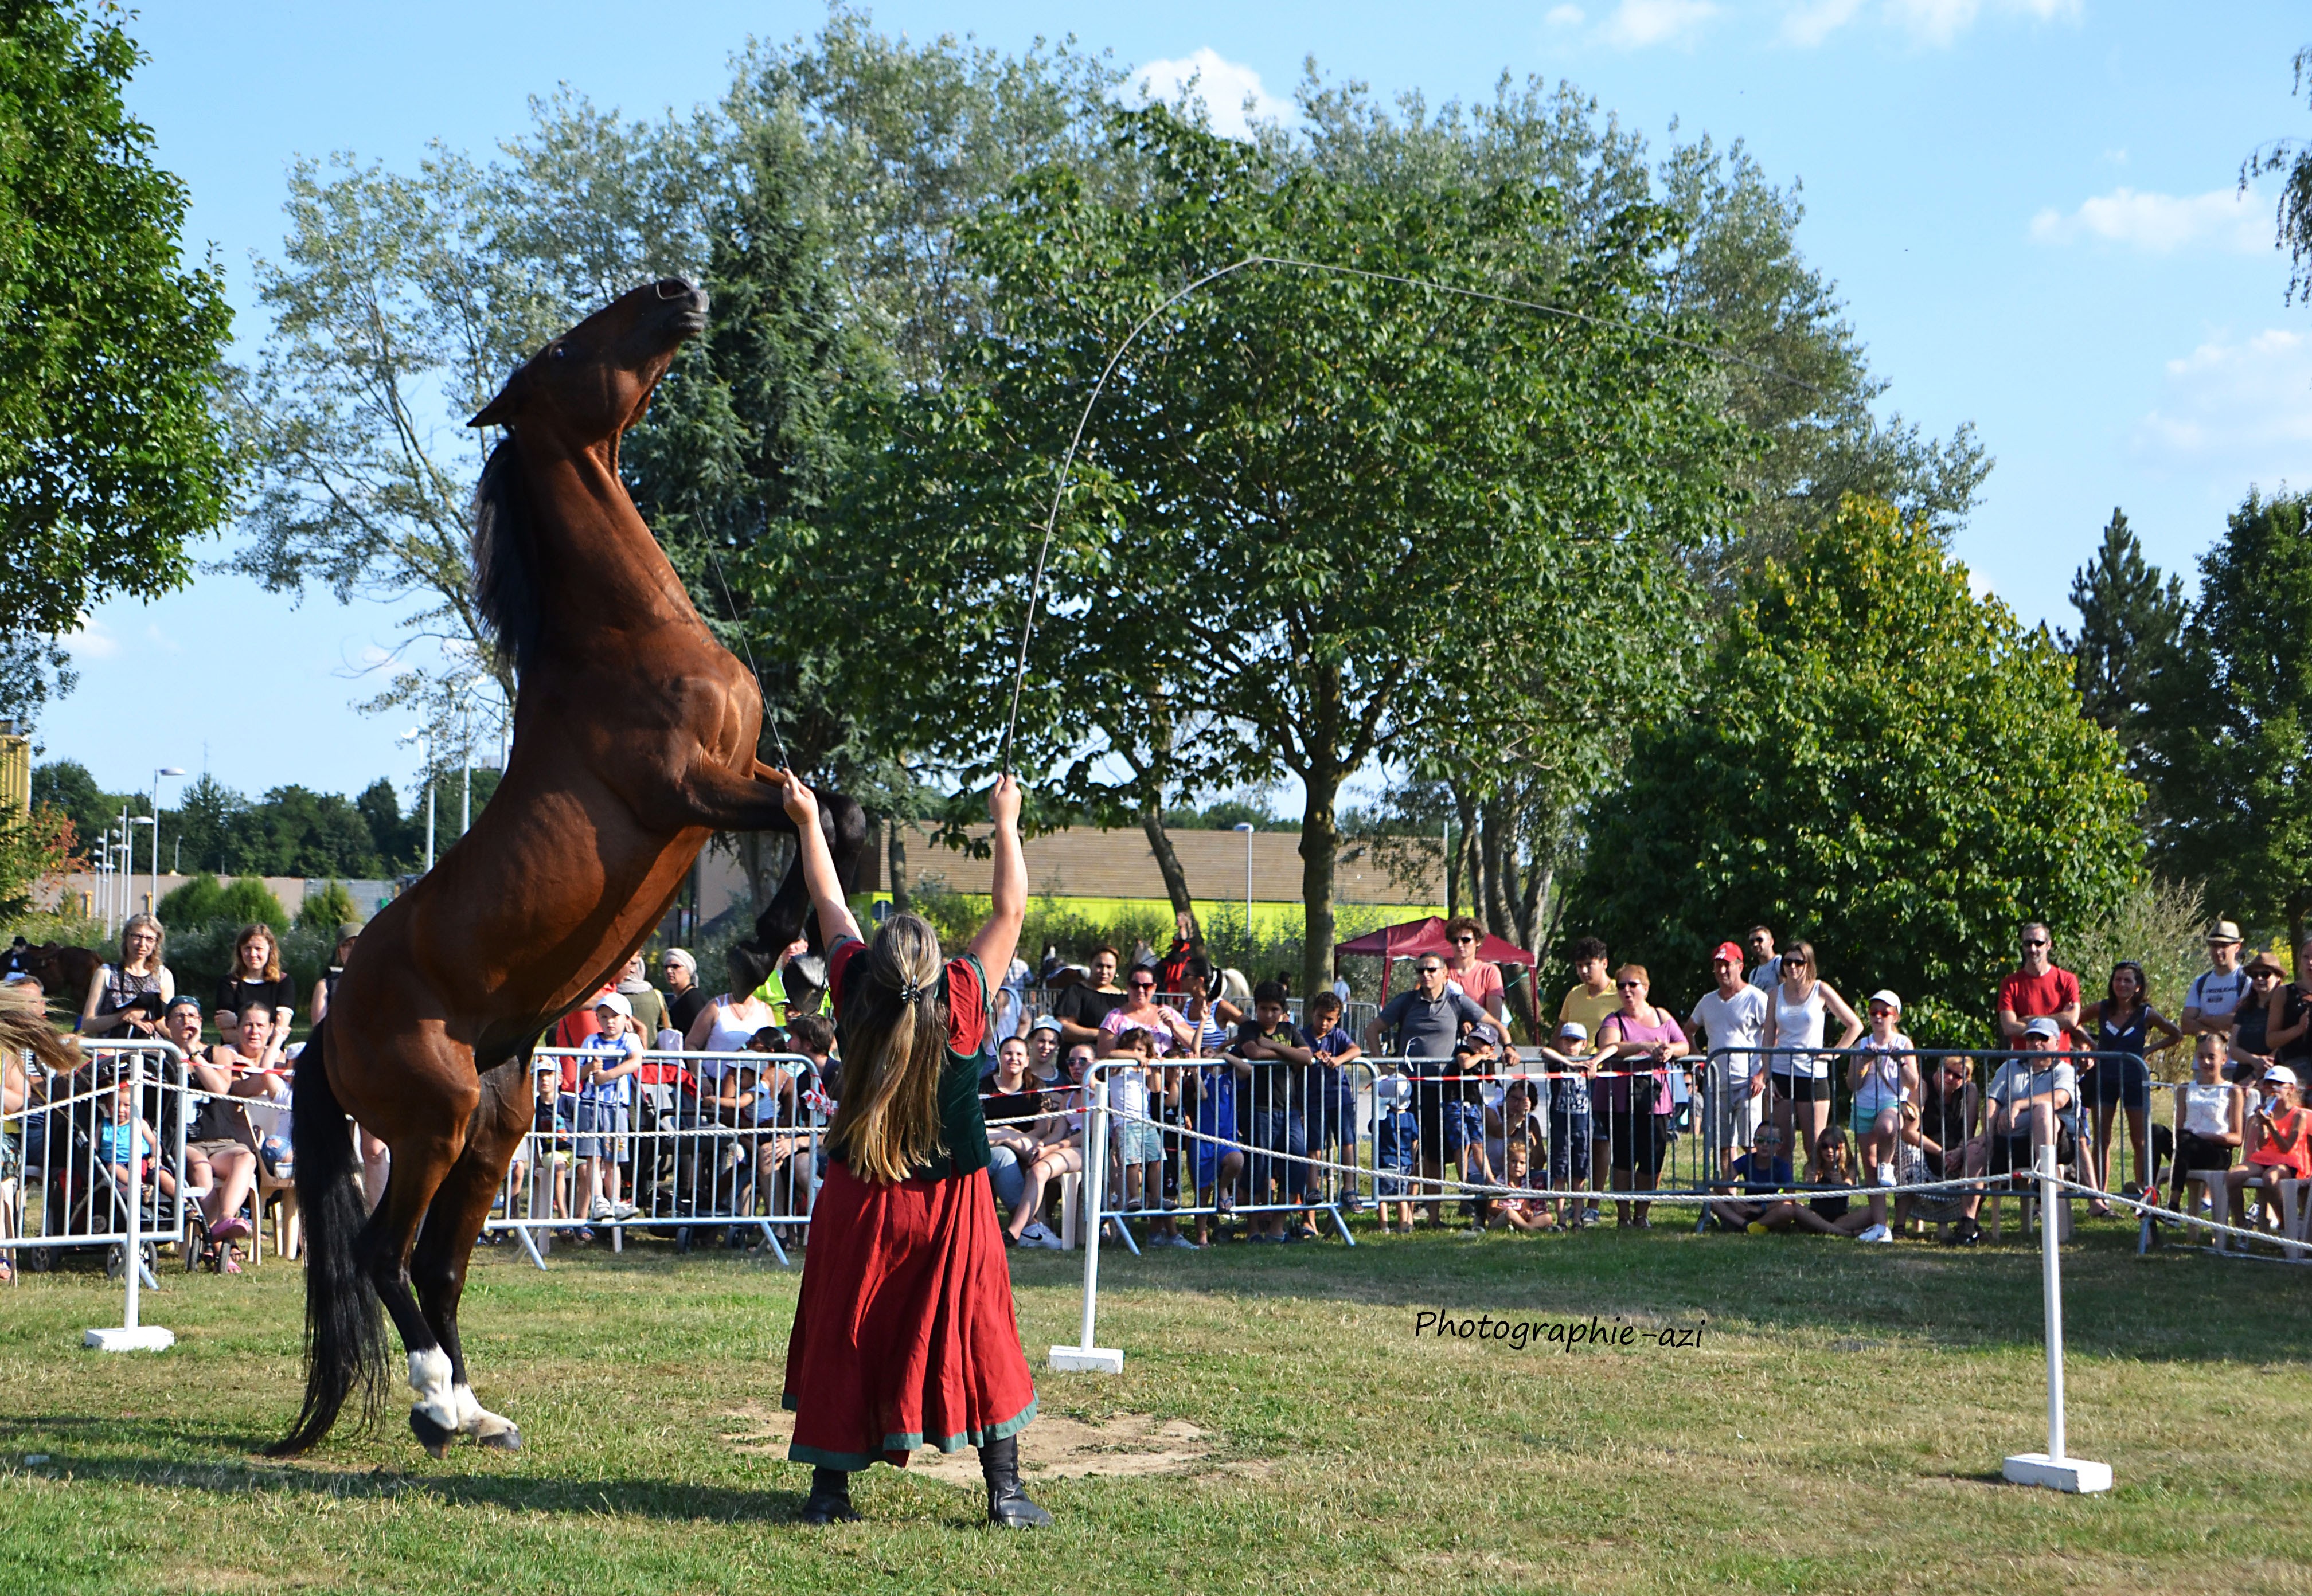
[3,1219,2309,1595]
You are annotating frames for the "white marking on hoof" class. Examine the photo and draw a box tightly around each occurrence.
[408,1348,458,1433]
[451,1381,519,1446]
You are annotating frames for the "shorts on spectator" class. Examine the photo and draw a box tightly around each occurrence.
[1247,1107,1307,1200]
[1849,1092,1902,1137]
[187,1136,247,1163]
[1116,1120,1164,1165]
[1440,1100,1486,1162]
[1603,1110,1669,1178]
[1770,1069,1827,1104]
[1194,1112,1241,1189]
[1706,1078,1763,1148]
[1374,1110,1418,1198]
[1306,1088,1357,1149]
[2174,1131,2233,1175]
[575,1100,630,1161]
[1986,1127,2077,1175]
[1547,1108,1591,1186]
[2083,1054,2151,1111]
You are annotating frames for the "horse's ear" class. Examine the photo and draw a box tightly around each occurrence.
[469,386,517,428]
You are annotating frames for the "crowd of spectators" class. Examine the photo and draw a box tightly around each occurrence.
[7,904,2311,1274]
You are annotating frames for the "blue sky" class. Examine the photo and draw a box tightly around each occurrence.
[43,0,2312,808]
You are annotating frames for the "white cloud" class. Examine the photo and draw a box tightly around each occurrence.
[2133,328,2312,487]
[2029,186,2268,254]
[1781,0,1864,47]
[1545,3,1587,25]
[1599,0,1719,48]
[1783,0,2080,49]
[1131,48,1292,140]
[65,617,118,660]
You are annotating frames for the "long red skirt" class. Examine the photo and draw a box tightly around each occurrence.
[782,1161,1037,1469]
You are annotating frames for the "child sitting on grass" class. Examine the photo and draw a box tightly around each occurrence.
[2224,1065,2309,1238]
[1491,1077,1557,1232]
[1747,1130,1881,1238]
[1706,1120,1794,1230]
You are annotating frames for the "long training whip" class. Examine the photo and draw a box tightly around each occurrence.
[992,252,1827,776]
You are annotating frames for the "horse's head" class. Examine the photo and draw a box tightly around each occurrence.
[468,277,707,445]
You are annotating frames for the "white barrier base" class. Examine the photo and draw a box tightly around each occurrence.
[1048,1345,1124,1374]
[84,1326,175,1353]
[2002,1452,2111,1493]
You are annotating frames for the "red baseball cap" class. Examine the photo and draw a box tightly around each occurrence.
[1712,942,1745,964]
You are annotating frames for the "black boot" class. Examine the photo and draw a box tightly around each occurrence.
[980,1435,1052,1528]
[800,1466,860,1525]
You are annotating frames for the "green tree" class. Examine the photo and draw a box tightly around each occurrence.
[2058,507,2185,774]
[2146,488,2312,947]
[223,92,715,733]
[164,774,245,875]
[2242,43,2312,305]
[873,110,1743,999]
[0,2,235,718]
[29,759,112,861]
[157,871,228,929]
[1567,496,2143,1043]
[0,803,72,919]
[295,878,361,933]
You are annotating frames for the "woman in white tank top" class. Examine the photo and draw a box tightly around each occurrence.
[2167,1037,2245,1218]
[1759,940,1862,1165]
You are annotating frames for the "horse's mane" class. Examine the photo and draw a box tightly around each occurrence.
[471,437,541,677]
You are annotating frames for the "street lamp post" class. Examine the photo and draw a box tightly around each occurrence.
[150,767,183,913]
[401,729,435,873]
[128,816,155,916]
[1232,822,1255,960]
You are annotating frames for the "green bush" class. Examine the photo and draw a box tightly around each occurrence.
[296,879,361,933]
[157,873,229,929]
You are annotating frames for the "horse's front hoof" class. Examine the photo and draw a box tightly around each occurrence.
[477,1423,522,1452]
[409,1408,456,1460]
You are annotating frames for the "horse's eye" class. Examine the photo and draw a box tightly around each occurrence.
[550,344,567,360]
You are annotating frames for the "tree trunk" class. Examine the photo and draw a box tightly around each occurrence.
[1300,771,1342,1004]
[1451,785,1478,919]
[887,820,911,915]
[1140,801,1195,922]
[1479,796,1512,937]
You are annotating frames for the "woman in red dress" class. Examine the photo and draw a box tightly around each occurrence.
[776,770,1048,1529]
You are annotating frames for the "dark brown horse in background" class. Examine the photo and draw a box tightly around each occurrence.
[272,278,865,1457]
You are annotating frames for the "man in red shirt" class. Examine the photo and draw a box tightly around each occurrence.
[1997,922,2082,1043]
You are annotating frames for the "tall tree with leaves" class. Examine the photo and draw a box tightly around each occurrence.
[2146,488,2312,947]
[224,93,717,737]
[2059,507,2185,772]
[863,109,1744,998]
[0,1,235,719]
[2243,42,2312,306]
[1569,496,2142,1043]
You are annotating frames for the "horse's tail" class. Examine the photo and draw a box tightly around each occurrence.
[0,983,82,1077]
[268,1015,387,1456]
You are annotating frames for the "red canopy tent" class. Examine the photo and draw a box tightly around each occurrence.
[1333,915,1538,1009]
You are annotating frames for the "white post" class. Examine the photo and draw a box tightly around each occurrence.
[2001,1141,2107,1491]
[1050,1061,1123,1373]
[85,1047,175,1352]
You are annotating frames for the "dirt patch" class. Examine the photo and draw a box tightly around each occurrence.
[720,1403,1252,1483]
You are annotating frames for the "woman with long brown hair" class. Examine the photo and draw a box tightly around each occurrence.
[214,922,297,1052]
[776,769,1045,1530]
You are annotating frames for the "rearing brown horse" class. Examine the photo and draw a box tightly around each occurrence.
[272,278,865,1458]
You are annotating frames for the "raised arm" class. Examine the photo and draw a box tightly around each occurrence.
[964,774,1024,977]
[777,771,865,949]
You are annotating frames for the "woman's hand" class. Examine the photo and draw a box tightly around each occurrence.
[775,769,818,830]
[987,772,1021,832]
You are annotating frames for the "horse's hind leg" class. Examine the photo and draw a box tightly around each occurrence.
[411,1062,532,1452]
[360,1120,471,1458]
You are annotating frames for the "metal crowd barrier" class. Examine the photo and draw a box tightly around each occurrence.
[2,1038,188,1286]
[1692,1045,2182,1235]
[487,1048,826,1268]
